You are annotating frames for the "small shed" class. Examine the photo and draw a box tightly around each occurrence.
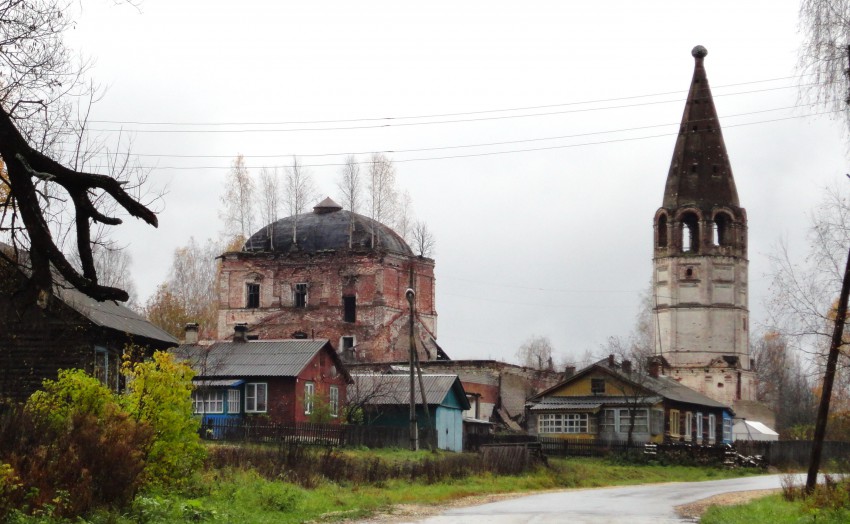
[733,420,779,442]
[349,373,470,451]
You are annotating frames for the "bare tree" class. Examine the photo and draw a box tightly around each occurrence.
[0,1,157,304]
[145,237,221,339]
[258,167,282,250]
[283,156,317,244]
[411,220,436,258]
[367,153,398,247]
[751,331,817,435]
[798,0,850,133]
[394,190,413,244]
[767,183,850,350]
[516,335,555,370]
[219,154,255,244]
[337,154,362,248]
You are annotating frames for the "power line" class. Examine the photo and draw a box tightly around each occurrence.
[76,108,843,171]
[80,103,813,161]
[83,83,816,135]
[85,74,805,127]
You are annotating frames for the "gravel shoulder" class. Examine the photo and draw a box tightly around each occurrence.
[674,488,780,520]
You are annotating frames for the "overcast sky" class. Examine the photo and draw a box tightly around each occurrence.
[63,1,849,364]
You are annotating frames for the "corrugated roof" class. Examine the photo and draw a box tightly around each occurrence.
[349,374,470,409]
[58,285,177,345]
[174,339,332,378]
[0,242,177,346]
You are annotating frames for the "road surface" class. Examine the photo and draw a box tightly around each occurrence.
[379,474,804,524]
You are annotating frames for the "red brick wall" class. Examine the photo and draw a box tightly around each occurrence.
[217,250,437,363]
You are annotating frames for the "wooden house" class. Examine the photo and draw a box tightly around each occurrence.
[525,356,734,445]
[174,332,352,426]
[0,247,178,401]
[349,373,470,451]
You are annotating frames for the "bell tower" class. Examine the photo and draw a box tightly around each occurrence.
[653,46,761,417]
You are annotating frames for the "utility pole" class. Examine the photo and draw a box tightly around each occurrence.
[806,191,850,493]
[407,268,418,451]
[805,45,850,495]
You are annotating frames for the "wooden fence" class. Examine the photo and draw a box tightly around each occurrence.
[733,440,850,469]
[198,418,436,449]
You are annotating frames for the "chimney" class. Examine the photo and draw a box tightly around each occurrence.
[648,358,661,378]
[622,360,632,374]
[184,323,199,345]
[233,323,249,343]
[563,365,576,379]
[608,354,615,367]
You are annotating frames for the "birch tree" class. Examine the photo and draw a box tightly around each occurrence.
[798,0,850,133]
[145,237,221,339]
[367,153,398,247]
[283,156,317,244]
[258,167,282,250]
[337,155,362,248]
[219,154,255,244]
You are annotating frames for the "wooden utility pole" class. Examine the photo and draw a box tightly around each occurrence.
[805,46,850,495]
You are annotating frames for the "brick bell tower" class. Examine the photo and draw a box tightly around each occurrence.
[652,46,766,422]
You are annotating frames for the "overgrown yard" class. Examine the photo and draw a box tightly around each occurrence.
[4,444,763,524]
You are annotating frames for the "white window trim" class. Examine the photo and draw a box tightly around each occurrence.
[193,390,225,414]
[695,412,704,443]
[538,413,591,434]
[708,414,716,444]
[227,389,241,414]
[329,386,339,417]
[304,382,315,415]
[685,412,693,441]
[245,383,268,413]
[601,408,649,434]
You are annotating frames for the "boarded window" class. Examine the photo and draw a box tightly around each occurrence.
[246,283,260,308]
[343,295,356,323]
[294,283,308,308]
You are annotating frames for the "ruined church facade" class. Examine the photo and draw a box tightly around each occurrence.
[216,198,443,363]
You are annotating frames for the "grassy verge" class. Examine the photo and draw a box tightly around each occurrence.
[701,493,850,524]
[6,452,763,524]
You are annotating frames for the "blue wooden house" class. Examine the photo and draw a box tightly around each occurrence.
[349,373,470,451]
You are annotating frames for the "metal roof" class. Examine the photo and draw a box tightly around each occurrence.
[58,285,178,346]
[349,374,470,410]
[0,242,177,347]
[243,206,413,256]
[174,339,335,378]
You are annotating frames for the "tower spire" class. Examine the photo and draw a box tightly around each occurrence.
[663,45,740,213]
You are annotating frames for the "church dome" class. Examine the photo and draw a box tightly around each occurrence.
[243,197,413,256]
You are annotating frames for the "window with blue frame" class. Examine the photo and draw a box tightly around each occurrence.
[193,391,224,414]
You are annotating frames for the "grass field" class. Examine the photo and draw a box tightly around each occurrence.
[7,452,761,524]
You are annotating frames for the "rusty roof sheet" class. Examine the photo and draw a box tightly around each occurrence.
[349,374,470,410]
[174,339,331,378]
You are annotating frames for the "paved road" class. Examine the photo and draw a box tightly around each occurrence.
[394,474,804,524]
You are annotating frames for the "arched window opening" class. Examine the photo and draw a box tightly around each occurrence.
[681,213,699,253]
[657,214,668,248]
[713,214,732,246]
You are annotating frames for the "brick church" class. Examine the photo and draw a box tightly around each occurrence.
[216,197,446,363]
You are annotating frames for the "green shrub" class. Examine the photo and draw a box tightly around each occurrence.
[0,462,23,521]
[122,351,205,488]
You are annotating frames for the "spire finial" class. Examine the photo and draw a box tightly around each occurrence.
[692,45,708,59]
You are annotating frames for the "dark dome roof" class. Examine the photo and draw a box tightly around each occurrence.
[243,197,413,256]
